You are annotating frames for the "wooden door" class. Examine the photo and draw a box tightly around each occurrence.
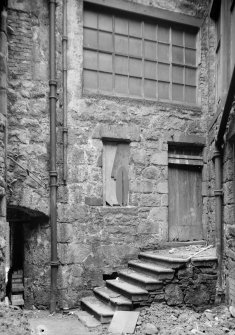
[168,165,203,241]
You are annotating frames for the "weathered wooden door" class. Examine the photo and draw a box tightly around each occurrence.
[168,165,203,241]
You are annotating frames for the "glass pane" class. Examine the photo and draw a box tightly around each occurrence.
[115,17,128,35]
[99,31,113,51]
[144,79,157,99]
[99,72,113,92]
[172,83,184,101]
[185,86,196,103]
[144,61,157,80]
[185,32,196,49]
[172,46,184,64]
[129,19,142,37]
[172,29,183,46]
[158,43,169,62]
[144,23,156,40]
[158,81,169,99]
[84,50,97,70]
[129,77,142,96]
[158,63,169,81]
[115,56,128,75]
[99,53,112,72]
[129,38,142,57]
[185,68,196,85]
[98,13,112,31]
[144,41,157,60]
[185,49,196,66]
[84,70,98,90]
[172,65,184,84]
[158,25,169,42]
[84,11,97,29]
[115,35,128,54]
[84,28,97,49]
[115,75,128,94]
[129,58,142,77]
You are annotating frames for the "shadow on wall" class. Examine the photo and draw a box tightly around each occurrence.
[6,205,50,308]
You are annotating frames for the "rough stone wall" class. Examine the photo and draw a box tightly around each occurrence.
[149,259,218,309]
[7,0,54,307]
[6,0,210,309]
[0,4,8,301]
[60,0,210,307]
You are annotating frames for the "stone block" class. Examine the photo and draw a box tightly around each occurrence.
[184,284,210,306]
[130,180,153,193]
[151,151,168,166]
[131,149,147,164]
[85,196,103,206]
[165,284,183,306]
[140,194,161,207]
[142,166,160,179]
[148,207,167,222]
[156,181,168,194]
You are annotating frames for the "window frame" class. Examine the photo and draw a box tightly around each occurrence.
[83,0,202,106]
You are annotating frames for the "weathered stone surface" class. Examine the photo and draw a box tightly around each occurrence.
[165,284,183,306]
[151,152,168,166]
[184,284,210,306]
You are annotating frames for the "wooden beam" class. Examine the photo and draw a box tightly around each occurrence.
[84,0,203,28]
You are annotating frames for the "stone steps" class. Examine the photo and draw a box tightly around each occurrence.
[81,296,114,324]
[106,279,149,302]
[139,251,189,269]
[128,260,175,281]
[118,268,163,291]
[93,286,132,310]
[80,246,216,324]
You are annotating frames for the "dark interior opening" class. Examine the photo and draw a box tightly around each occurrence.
[103,272,118,281]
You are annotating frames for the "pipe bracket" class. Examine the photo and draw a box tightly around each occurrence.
[214,189,223,196]
[62,35,68,41]
[62,127,68,133]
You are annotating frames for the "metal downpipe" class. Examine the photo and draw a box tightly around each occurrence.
[49,0,58,313]
[62,0,68,184]
[214,144,224,298]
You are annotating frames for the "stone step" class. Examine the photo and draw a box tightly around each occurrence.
[106,279,149,302]
[80,296,114,324]
[118,269,163,291]
[128,260,174,281]
[139,252,188,269]
[94,286,133,310]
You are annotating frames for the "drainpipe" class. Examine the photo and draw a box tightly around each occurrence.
[49,0,58,313]
[62,0,68,184]
[213,143,223,299]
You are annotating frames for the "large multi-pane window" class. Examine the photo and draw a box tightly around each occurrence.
[83,5,198,104]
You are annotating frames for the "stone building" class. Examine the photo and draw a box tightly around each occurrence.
[0,0,234,311]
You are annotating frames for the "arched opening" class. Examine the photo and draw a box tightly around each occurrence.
[6,205,49,307]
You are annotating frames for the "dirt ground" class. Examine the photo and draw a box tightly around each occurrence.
[1,301,235,335]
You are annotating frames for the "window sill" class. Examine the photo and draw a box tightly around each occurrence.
[83,91,202,112]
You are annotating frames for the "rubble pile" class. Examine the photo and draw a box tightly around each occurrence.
[134,302,235,335]
[0,302,30,335]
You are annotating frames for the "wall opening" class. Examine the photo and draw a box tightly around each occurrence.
[6,205,49,307]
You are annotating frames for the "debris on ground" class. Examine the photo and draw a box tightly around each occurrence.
[0,302,31,335]
[1,300,235,335]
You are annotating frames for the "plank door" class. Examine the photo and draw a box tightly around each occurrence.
[168,165,203,241]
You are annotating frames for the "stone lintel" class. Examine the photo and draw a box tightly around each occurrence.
[168,134,206,147]
[92,124,140,142]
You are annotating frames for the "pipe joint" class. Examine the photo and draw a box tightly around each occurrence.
[49,0,57,4]
[51,260,59,267]
[214,189,223,196]
[62,127,68,133]
[62,35,68,41]
[50,171,57,177]
[49,80,57,86]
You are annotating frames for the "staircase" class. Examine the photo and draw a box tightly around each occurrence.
[80,251,188,324]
